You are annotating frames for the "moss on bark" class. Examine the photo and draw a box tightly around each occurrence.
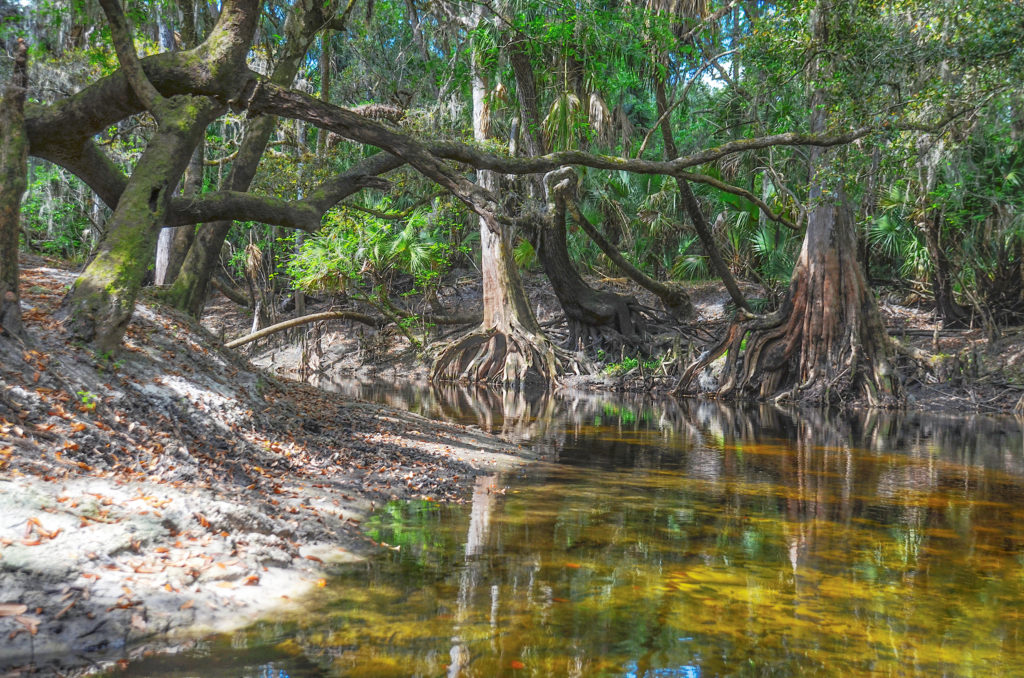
[64,95,221,353]
[0,40,29,341]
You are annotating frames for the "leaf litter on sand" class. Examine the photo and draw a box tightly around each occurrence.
[0,257,529,676]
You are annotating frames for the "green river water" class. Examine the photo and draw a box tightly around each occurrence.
[118,384,1024,677]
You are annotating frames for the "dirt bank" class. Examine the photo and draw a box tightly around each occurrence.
[0,259,536,676]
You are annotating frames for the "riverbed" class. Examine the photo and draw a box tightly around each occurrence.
[106,383,1024,676]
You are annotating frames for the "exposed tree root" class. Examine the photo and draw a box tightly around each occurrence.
[430,322,589,388]
[674,204,903,408]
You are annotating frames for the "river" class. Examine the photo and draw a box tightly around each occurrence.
[114,382,1024,676]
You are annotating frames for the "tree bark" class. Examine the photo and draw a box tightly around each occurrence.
[225,310,378,348]
[543,186,645,351]
[0,39,29,341]
[920,210,967,327]
[675,0,899,406]
[63,96,222,353]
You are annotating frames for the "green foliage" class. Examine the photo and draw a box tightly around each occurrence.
[287,201,464,299]
[603,356,639,375]
[671,235,711,281]
[750,223,797,288]
[513,238,538,270]
[20,163,98,261]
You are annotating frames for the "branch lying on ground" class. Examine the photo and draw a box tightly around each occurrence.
[225,310,380,349]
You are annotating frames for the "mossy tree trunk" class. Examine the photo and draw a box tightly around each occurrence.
[63,95,222,353]
[0,39,28,341]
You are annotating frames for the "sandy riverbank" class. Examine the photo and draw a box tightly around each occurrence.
[1,262,536,676]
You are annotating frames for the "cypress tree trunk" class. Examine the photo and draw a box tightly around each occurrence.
[0,40,29,341]
[675,0,899,407]
[431,11,579,385]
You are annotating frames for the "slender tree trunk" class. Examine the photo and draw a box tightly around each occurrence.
[920,210,967,327]
[654,76,749,312]
[431,10,576,385]
[64,95,222,353]
[169,142,203,278]
[153,16,181,286]
[165,1,339,317]
[676,0,898,407]
[915,136,967,326]
[0,40,29,340]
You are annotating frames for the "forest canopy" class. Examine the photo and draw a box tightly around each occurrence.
[1,0,1022,405]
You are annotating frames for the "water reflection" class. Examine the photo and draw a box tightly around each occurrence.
[124,383,1024,676]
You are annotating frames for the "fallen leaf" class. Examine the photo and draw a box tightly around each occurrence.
[179,599,194,610]
[14,615,40,635]
[0,603,28,617]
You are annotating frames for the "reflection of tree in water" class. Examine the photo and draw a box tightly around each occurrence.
[256,381,1024,675]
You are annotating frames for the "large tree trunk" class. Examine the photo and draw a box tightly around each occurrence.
[63,96,221,353]
[675,0,899,407]
[431,12,575,386]
[0,40,28,341]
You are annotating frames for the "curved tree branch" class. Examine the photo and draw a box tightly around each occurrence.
[224,310,380,349]
[97,0,162,112]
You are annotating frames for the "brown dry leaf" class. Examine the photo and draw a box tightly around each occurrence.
[179,599,194,610]
[14,616,40,635]
[0,603,28,617]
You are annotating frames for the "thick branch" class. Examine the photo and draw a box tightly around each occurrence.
[249,83,504,233]
[224,310,379,348]
[169,191,322,231]
[97,0,162,111]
